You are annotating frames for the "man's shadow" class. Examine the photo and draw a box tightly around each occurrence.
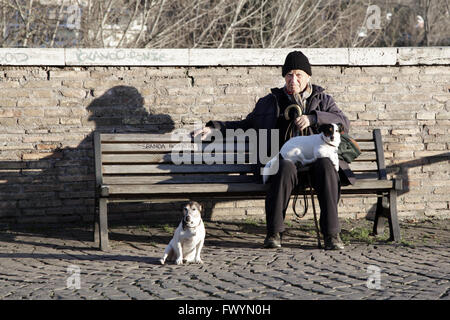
[87,85,174,134]
[86,85,182,228]
[0,85,178,238]
[0,85,265,250]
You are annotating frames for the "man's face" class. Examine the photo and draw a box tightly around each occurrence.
[284,69,310,94]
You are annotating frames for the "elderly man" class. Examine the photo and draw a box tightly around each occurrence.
[194,51,354,250]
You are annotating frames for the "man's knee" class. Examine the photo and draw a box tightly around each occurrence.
[268,159,297,184]
[311,158,339,189]
[278,159,297,178]
[313,157,335,172]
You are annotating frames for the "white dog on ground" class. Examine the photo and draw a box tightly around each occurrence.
[160,201,205,265]
[262,123,342,184]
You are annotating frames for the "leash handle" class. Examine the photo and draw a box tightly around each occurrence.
[292,192,308,219]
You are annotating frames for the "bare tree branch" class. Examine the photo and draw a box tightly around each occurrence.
[49,2,65,47]
[0,0,448,48]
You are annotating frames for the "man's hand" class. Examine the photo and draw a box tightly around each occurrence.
[294,115,315,131]
[191,127,212,140]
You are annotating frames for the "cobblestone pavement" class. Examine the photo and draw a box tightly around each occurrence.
[0,218,449,300]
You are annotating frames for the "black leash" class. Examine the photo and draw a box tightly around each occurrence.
[307,172,322,249]
[284,104,322,248]
[292,191,308,219]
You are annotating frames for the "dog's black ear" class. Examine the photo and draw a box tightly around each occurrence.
[319,124,334,135]
[337,123,344,133]
[182,202,192,218]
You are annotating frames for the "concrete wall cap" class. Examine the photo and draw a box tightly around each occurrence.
[0,47,449,66]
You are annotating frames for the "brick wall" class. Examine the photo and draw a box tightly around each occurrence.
[0,48,449,226]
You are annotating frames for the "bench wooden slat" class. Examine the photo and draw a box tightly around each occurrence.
[101,139,374,153]
[353,152,376,161]
[102,172,383,185]
[101,153,256,164]
[105,179,394,195]
[102,153,173,163]
[100,132,255,143]
[102,161,377,174]
[349,162,378,171]
[346,179,393,189]
[101,152,378,164]
[347,132,374,141]
[103,174,258,185]
[356,141,375,151]
[101,143,179,153]
[102,141,374,153]
[106,183,266,194]
[100,131,376,142]
[103,164,256,174]
[101,142,251,153]
[103,176,393,189]
[101,133,189,142]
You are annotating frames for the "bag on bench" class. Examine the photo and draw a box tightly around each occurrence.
[338,133,361,163]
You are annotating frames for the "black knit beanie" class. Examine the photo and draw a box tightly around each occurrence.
[282,51,312,77]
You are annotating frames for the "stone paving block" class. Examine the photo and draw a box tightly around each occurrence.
[1,219,449,300]
[333,292,368,300]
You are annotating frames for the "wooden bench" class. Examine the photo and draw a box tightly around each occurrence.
[93,129,402,251]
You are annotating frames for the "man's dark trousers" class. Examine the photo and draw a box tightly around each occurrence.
[265,157,341,237]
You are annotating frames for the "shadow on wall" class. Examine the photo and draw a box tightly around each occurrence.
[365,152,450,221]
[389,152,450,197]
[0,86,175,227]
[87,86,174,134]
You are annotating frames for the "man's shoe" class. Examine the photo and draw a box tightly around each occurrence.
[324,234,345,250]
[263,233,282,248]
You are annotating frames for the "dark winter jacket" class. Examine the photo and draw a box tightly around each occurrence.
[206,85,356,185]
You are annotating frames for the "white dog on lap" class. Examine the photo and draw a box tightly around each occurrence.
[262,123,342,184]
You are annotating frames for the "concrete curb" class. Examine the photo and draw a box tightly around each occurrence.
[0,47,449,66]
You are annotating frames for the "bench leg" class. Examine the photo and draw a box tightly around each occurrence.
[93,198,99,245]
[372,192,401,242]
[99,198,110,251]
[373,195,388,237]
[387,189,401,242]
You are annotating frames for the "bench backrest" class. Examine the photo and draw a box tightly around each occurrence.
[94,129,386,190]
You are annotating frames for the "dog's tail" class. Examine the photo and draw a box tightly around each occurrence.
[262,155,279,184]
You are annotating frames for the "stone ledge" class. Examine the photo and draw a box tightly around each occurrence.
[348,47,397,65]
[65,48,189,66]
[0,48,65,66]
[398,47,450,65]
[0,47,448,66]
